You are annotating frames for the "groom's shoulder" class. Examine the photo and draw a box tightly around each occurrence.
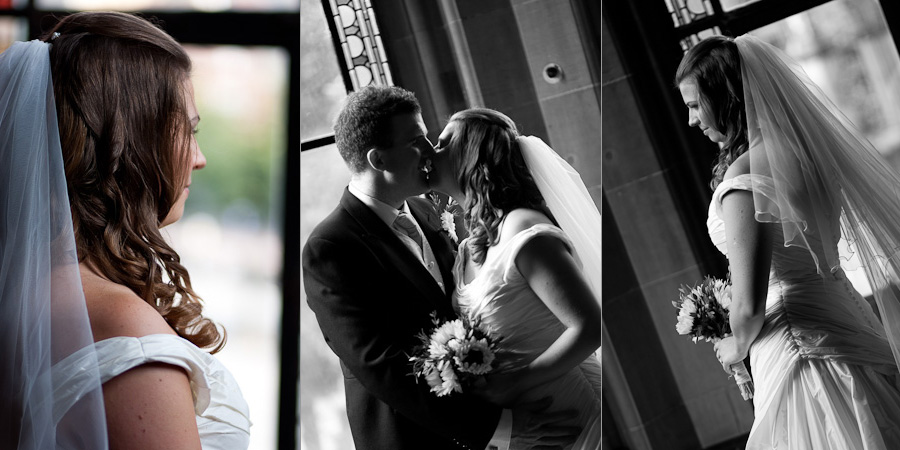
[307,201,357,243]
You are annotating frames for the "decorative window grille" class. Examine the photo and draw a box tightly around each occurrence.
[679,26,723,52]
[665,0,715,28]
[662,0,832,52]
[326,0,393,89]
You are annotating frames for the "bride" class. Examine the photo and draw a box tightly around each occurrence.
[0,12,250,449]
[428,108,601,449]
[676,35,900,448]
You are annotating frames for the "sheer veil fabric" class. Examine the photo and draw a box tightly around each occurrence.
[0,40,108,449]
[517,136,602,301]
[737,34,900,367]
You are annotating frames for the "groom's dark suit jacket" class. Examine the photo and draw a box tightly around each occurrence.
[303,189,501,450]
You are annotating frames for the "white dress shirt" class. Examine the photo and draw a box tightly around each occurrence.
[348,183,445,292]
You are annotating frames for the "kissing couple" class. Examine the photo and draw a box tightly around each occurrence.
[303,85,601,450]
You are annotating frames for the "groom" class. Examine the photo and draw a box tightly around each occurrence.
[303,85,504,449]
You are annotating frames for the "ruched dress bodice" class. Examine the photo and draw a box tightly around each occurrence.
[708,174,900,449]
[453,224,600,450]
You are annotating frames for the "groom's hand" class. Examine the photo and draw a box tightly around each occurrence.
[511,397,580,450]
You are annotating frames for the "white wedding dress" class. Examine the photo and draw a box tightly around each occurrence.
[52,334,251,450]
[708,174,900,449]
[453,224,601,450]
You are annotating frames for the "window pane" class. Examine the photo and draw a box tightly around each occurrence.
[299,144,354,450]
[751,0,899,296]
[720,0,758,12]
[301,0,347,142]
[166,45,288,450]
[753,1,900,167]
[37,0,298,12]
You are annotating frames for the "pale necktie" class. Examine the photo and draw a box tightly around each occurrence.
[393,211,423,249]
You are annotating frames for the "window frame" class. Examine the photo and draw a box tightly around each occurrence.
[669,0,888,50]
[301,0,394,153]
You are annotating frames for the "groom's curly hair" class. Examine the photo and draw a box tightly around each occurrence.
[447,108,545,265]
[43,12,224,352]
[334,85,421,173]
[675,35,748,190]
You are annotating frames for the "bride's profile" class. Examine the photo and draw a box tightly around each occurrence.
[0,12,250,449]
[676,34,900,448]
[429,107,602,450]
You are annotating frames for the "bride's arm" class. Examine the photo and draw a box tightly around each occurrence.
[478,211,601,406]
[715,188,773,370]
[515,235,602,382]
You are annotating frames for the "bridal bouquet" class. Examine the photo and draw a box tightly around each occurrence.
[674,276,754,401]
[409,312,500,397]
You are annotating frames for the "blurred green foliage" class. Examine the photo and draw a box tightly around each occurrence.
[189,109,283,223]
[182,47,288,229]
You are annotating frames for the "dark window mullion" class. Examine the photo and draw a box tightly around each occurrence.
[320,0,354,94]
[673,0,833,39]
[301,135,335,152]
[719,0,832,35]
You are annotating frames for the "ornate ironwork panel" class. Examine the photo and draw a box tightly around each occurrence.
[665,0,715,28]
[328,0,393,90]
[680,26,723,52]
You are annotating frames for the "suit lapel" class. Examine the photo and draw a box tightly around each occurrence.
[340,190,447,311]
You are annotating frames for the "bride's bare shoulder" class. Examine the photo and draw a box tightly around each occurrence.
[723,151,751,181]
[500,208,553,239]
[80,264,177,342]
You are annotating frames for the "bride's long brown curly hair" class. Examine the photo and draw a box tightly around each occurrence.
[675,35,748,190]
[447,108,545,265]
[41,12,224,352]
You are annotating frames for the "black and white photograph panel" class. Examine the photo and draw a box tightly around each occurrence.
[301,0,602,449]
[603,0,900,449]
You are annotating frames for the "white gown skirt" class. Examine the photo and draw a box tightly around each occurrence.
[746,275,900,449]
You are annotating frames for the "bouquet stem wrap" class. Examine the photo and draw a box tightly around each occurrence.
[730,361,754,400]
[675,276,755,401]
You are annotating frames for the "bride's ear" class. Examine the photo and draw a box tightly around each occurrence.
[365,148,385,172]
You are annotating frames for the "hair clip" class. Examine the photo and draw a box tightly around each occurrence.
[51,32,60,40]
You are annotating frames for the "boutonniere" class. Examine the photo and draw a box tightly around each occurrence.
[429,192,459,244]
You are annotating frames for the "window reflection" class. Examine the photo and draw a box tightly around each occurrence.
[166,45,288,450]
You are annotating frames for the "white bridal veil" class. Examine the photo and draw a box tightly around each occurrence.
[517,136,602,300]
[0,40,108,449]
[737,34,900,366]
